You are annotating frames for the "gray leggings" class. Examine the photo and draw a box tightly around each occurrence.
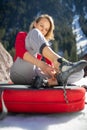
[10,57,47,84]
[10,57,84,85]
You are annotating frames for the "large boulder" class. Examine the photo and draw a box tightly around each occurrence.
[0,42,13,82]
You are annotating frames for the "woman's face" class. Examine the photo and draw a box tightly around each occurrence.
[34,18,50,36]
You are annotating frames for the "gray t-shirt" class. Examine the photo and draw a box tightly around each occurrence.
[25,28,49,56]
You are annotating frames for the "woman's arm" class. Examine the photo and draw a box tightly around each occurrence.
[42,46,61,72]
[23,51,56,78]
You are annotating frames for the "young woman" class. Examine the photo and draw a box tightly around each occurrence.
[10,14,87,86]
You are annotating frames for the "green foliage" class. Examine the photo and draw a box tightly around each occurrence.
[0,0,87,60]
[0,28,6,41]
[70,43,78,61]
[52,40,59,53]
[64,50,69,60]
[9,47,15,58]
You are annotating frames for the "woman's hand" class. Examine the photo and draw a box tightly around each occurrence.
[23,52,59,78]
[40,61,56,79]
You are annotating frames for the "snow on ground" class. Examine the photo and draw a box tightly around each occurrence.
[0,100,87,130]
[74,76,87,86]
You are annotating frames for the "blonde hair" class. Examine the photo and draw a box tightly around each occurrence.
[29,14,55,41]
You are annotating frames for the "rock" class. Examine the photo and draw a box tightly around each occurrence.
[0,42,13,82]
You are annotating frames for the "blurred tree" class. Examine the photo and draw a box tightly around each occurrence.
[0,0,86,61]
[64,50,69,60]
[70,43,78,61]
[0,28,6,41]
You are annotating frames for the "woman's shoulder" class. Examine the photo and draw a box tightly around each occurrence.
[29,28,42,36]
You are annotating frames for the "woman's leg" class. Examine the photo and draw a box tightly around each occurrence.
[10,57,51,85]
[67,69,84,84]
[42,46,87,85]
[10,58,36,84]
